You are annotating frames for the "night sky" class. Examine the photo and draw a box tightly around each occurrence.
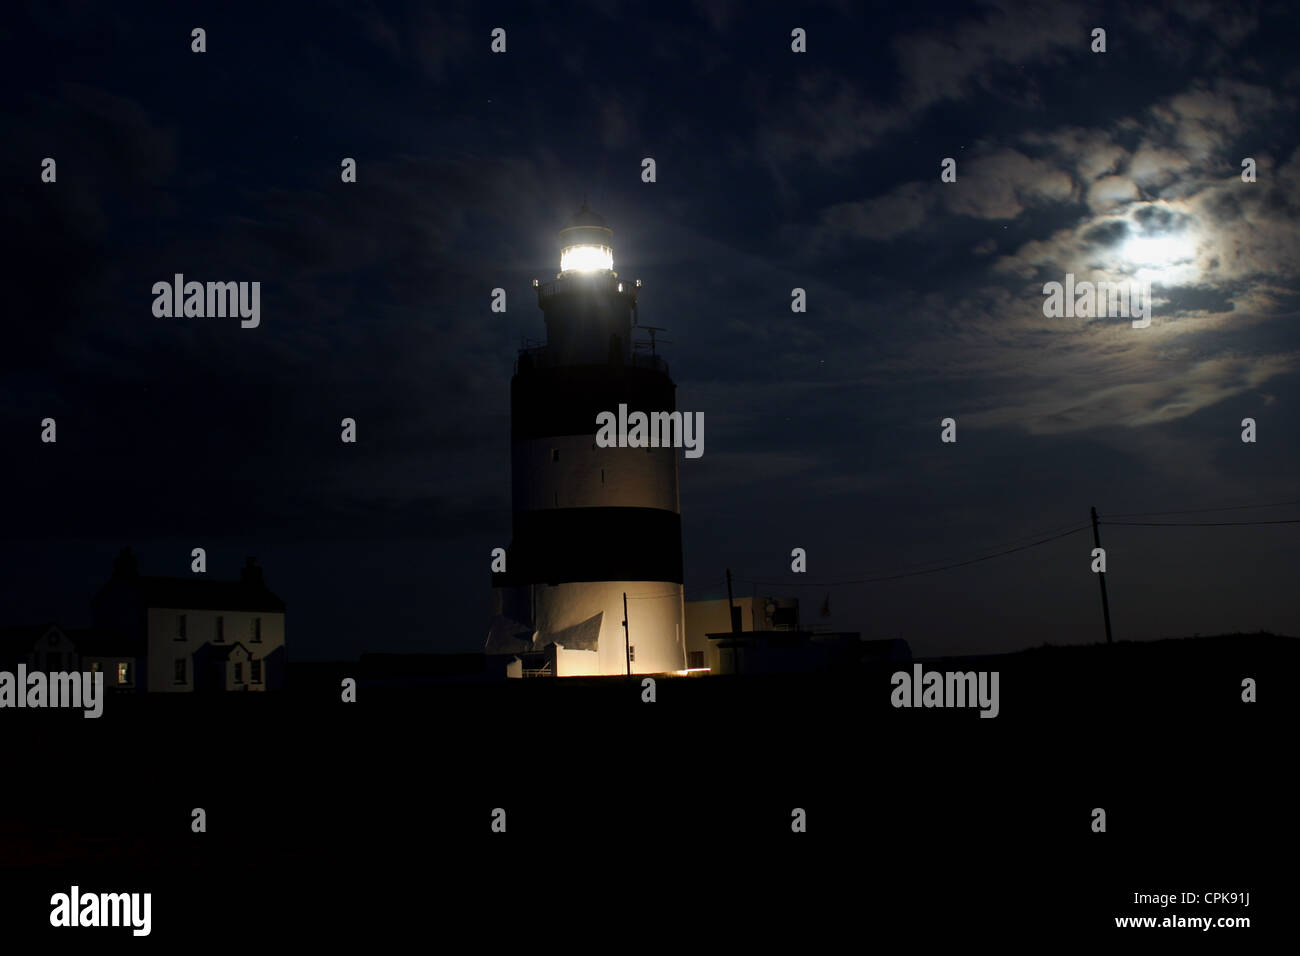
[4,0,1298,660]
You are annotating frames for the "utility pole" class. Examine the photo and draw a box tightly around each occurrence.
[725,568,741,675]
[1090,506,1114,644]
[725,568,737,630]
[623,591,631,675]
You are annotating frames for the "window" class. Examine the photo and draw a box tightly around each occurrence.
[688,651,704,669]
[90,661,100,672]
[628,645,635,662]
[177,614,187,640]
[252,618,263,643]
[234,662,244,683]
[551,448,560,462]
[174,658,187,683]
[215,616,225,642]
[251,660,263,683]
[117,662,129,685]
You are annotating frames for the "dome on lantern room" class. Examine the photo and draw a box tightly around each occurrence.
[558,201,614,273]
[564,201,607,229]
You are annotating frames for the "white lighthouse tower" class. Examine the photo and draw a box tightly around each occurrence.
[487,203,687,676]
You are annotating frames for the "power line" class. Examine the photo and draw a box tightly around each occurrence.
[1102,518,1300,527]
[871,517,1087,573]
[751,516,1087,583]
[746,525,1091,588]
[724,493,1299,597]
[1100,496,1300,518]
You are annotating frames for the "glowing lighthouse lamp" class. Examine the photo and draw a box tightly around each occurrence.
[557,201,616,277]
[560,243,613,273]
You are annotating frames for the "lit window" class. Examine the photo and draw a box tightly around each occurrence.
[90,661,100,672]
[117,662,129,684]
[688,651,704,669]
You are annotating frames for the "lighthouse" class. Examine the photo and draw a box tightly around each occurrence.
[487,203,687,676]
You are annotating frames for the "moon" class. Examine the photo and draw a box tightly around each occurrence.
[1121,232,1198,284]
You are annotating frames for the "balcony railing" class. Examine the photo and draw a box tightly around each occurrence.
[514,345,669,376]
[536,272,636,299]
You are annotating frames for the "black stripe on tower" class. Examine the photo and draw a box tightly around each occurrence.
[497,507,683,586]
[512,364,676,442]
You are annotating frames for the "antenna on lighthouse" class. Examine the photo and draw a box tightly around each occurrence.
[636,326,671,358]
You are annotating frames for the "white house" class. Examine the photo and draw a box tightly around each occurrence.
[0,623,139,690]
[92,548,286,692]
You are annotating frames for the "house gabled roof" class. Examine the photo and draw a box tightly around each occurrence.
[99,576,286,613]
[64,627,140,657]
[0,624,140,661]
[193,640,251,662]
[94,549,286,613]
[0,623,60,648]
[0,625,62,664]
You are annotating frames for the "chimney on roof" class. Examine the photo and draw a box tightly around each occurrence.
[113,546,139,579]
[241,556,264,587]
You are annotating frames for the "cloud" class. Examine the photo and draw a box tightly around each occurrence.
[811,182,936,244]
[1088,175,1141,212]
[941,150,1074,220]
[965,352,1299,434]
[342,1,475,82]
[753,0,1091,168]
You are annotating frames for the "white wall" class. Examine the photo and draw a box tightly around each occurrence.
[220,644,263,692]
[30,626,76,672]
[147,608,284,693]
[532,580,685,675]
[554,645,601,676]
[684,597,762,671]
